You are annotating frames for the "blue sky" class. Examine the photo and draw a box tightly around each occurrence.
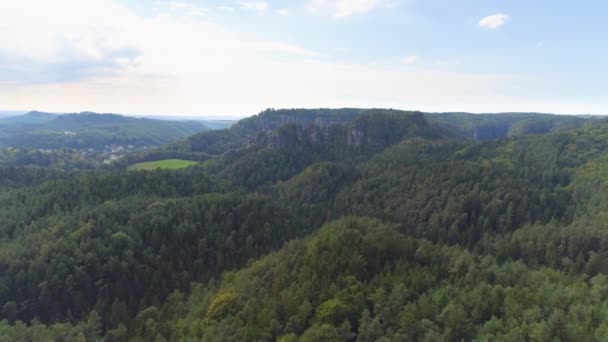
[1,0,607,116]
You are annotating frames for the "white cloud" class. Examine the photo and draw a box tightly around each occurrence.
[239,1,268,14]
[0,0,136,64]
[403,55,417,64]
[479,14,509,29]
[0,0,307,82]
[275,9,290,16]
[309,0,385,17]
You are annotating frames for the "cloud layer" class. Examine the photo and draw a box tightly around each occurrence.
[2,1,591,116]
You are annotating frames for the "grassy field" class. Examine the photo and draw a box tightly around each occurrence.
[128,159,199,171]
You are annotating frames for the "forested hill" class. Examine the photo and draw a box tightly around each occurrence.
[4,109,608,340]
[169,108,598,156]
[0,111,208,150]
[169,108,368,155]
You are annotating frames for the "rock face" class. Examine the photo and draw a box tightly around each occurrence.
[267,124,304,149]
[235,108,364,136]
[308,123,325,144]
[347,124,365,147]
[252,111,440,151]
[180,108,463,155]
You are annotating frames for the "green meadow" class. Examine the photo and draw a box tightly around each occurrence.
[128,159,198,171]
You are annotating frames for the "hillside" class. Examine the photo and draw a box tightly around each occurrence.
[168,108,598,156]
[427,112,596,140]
[0,111,208,150]
[169,108,378,155]
[2,109,608,340]
[139,217,608,341]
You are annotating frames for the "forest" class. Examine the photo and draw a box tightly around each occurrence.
[1,108,608,341]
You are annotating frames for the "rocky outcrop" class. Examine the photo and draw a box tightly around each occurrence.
[250,111,439,151]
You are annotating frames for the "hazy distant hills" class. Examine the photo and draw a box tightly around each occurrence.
[0,110,27,118]
[0,111,210,150]
[0,109,596,153]
[0,111,58,125]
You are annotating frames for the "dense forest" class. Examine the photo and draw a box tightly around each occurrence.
[2,108,608,341]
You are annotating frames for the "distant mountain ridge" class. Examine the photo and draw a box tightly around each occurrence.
[427,112,598,141]
[0,110,27,118]
[0,111,58,124]
[171,108,602,156]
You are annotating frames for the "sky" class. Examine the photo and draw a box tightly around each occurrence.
[1,0,607,117]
